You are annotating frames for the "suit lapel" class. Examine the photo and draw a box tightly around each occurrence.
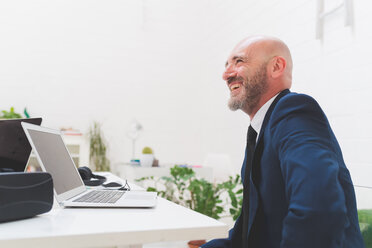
[247,89,290,235]
[255,89,290,147]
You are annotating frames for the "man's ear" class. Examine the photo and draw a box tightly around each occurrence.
[269,56,286,79]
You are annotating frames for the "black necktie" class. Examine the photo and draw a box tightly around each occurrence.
[242,125,257,247]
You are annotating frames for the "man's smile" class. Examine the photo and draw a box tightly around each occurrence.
[229,81,244,96]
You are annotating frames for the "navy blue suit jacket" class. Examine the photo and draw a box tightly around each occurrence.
[202,90,364,248]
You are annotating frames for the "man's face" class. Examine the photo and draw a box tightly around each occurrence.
[223,46,268,114]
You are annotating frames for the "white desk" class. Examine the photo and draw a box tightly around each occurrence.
[0,174,228,248]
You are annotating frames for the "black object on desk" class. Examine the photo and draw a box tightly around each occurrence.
[0,118,42,172]
[0,172,53,223]
[78,166,107,186]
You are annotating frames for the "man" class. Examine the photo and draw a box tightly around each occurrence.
[202,36,364,248]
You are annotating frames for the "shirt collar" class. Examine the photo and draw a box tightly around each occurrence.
[250,93,279,137]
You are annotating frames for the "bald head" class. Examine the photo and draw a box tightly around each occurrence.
[223,36,293,118]
[233,36,293,86]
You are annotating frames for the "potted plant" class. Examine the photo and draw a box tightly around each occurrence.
[140,146,154,167]
[0,107,29,119]
[137,165,243,247]
[358,209,372,247]
[88,122,110,171]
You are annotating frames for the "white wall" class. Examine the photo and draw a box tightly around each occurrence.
[1,0,371,196]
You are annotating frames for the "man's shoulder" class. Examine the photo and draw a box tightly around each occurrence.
[263,91,330,142]
[273,91,321,113]
[278,91,318,105]
[265,91,325,128]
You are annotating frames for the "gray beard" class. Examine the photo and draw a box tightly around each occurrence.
[228,64,268,114]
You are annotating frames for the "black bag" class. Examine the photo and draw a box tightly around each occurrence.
[0,172,53,223]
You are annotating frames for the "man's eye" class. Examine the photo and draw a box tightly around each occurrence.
[236,59,243,64]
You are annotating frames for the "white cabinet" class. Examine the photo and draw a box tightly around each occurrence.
[27,133,90,171]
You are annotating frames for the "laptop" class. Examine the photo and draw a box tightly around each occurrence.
[0,118,42,172]
[21,122,157,208]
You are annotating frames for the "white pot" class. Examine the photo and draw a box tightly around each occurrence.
[140,154,154,167]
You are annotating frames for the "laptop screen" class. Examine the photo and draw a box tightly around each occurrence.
[27,129,83,195]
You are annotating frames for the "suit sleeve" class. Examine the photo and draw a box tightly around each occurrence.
[270,94,350,248]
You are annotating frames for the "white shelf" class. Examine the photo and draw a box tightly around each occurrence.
[27,133,90,171]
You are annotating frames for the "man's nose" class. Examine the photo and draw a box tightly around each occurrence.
[222,66,236,81]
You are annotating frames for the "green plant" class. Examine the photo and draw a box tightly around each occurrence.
[137,165,243,220]
[142,147,153,154]
[0,107,30,119]
[89,122,110,171]
[1,107,22,119]
[358,209,372,247]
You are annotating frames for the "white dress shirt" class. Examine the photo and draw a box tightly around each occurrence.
[250,93,279,140]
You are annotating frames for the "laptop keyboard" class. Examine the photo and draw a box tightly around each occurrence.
[73,190,125,204]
